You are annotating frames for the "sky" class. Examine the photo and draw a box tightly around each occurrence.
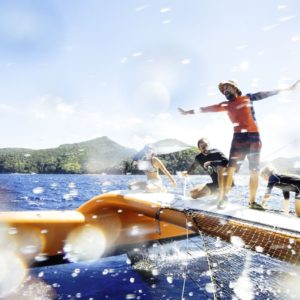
[0,0,300,160]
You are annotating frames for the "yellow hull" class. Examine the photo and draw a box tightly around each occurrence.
[2,191,300,267]
[0,192,189,266]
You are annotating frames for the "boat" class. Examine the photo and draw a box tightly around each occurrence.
[1,190,300,267]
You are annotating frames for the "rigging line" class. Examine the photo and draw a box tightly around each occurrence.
[180,190,190,300]
[180,219,189,300]
[192,216,218,300]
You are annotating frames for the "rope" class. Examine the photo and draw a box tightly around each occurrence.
[186,211,218,300]
[178,176,219,299]
[196,226,218,300]
[180,217,189,300]
[179,186,189,300]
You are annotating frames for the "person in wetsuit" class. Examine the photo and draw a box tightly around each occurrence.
[178,79,300,209]
[182,138,228,202]
[129,145,176,192]
[260,166,300,215]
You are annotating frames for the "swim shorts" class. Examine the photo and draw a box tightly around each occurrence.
[228,132,262,171]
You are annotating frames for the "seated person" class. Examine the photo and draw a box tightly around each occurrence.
[129,145,176,193]
[260,166,300,215]
[182,138,228,201]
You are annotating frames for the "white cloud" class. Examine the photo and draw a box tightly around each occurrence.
[131,135,156,150]
[279,16,295,22]
[126,117,143,125]
[132,52,143,57]
[32,110,46,119]
[160,8,172,13]
[239,61,249,71]
[157,113,171,120]
[262,24,279,31]
[181,59,191,65]
[236,45,248,51]
[31,95,76,119]
[291,35,300,42]
[0,104,16,113]
[56,102,75,114]
[261,114,284,128]
[135,5,149,12]
[162,20,172,25]
[120,57,128,63]
[133,81,171,114]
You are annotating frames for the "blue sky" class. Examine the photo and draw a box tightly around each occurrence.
[0,0,300,159]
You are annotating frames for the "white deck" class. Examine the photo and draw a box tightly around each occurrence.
[110,190,300,234]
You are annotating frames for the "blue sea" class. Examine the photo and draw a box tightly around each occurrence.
[0,174,299,300]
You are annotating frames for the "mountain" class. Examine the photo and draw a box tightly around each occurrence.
[57,136,136,173]
[238,156,300,175]
[128,139,195,175]
[0,137,136,174]
[151,139,192,154]
[263,156,300,173]
[133,139,192,160]
[2,136,298,175]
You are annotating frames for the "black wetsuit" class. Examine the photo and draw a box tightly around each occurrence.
[188,148,228,191]
[266,173,300,199]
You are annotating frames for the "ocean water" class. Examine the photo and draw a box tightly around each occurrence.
[0,174,299,300]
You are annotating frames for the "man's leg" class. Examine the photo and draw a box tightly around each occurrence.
[248,134,263,208]
[222,134,245,201]
[283,199,290,215]
[249,170,259,205]
[225,166,235,195]
[295,194,300,217]
[217,166,226,196]
[218,166,235,200]
[190,184,211,199]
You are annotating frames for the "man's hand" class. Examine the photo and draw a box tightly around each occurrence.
[178,107,193,115]
[180,171,188,176]
[203,161,211,169]
[288,79,300,91]
[171,179,177,188]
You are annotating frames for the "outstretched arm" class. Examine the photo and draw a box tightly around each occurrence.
[249,79,300,101]
[286,79,300,91]
[153,157,176,187]
[178,103,227,115]
[178,107,201,115]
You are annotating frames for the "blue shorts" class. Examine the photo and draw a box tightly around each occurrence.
[229,133,262,172]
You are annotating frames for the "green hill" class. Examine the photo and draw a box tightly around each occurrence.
[2,137,298,175]
[262,156,300,174]
[0,137,136,174]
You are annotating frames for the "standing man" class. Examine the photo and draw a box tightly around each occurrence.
[178,79,300,209]
[182,138,228,205]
